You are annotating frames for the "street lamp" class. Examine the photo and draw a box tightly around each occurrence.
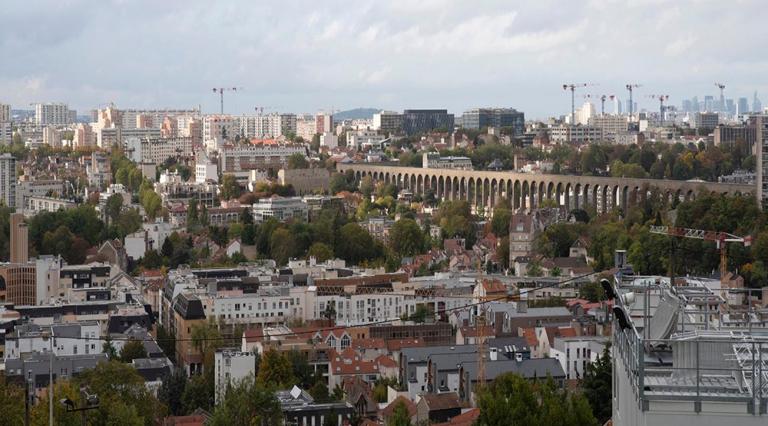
[60,386,99,426]
[41,330,54,426]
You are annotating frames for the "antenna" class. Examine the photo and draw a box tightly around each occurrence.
[211,87,242,114]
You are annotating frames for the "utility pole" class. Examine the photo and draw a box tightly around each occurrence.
[212,87,241,114]
[625,84,641,122]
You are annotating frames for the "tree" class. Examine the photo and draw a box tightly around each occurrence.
[288,349,316,389]
[307,242,334,262]
[102,335,118,360]
[257,348,295,388]
[287,152,309,169]
[579,281,605,302]
[387,400,412,426]
[0,375,25,426]
[476,373,597,426]
[270,227,297,265]
[159,368,187,416]
[182,374,213,413]
[582,345,612,424]
[209,377,282,426]
[389,219,425,257]
[360,176,374,199]
[491,206,512,237]
[335,223,380,265]
[156,324,176,359]
[73,360,163,426]
[187,198,199,226]
[105,193,124,225]
[220,174,242,201]
[161,237,174,258]
[309,381,330,403]
[120,339,148,363]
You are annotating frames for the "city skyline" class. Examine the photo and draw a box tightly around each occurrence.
[2,1,767,119]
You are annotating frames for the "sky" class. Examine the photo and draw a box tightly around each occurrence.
[1,0,767,119]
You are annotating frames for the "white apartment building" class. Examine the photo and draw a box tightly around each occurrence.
[42,126,62,147]
[203,286,306,326]
[347,129,384,150]
[0,153,17,208]
[5,322,102,360]
[117,108,200,129]
[34,103,74,126]
[196,154,218,183]
[139,137,193,164]
[550,336,607,380]
[0,103,10,122]
[589,115,628,141]
[251,197,309,223]
[548,125,603,143]
[304,289,407,326]
[422,152,473,170]
[214,350,257,404]
[219,144,307,173]
[0,122,12,145]
[203,115,238,142]
[319,132,338,149]
[296,114,317,140]
[238,113,297,138]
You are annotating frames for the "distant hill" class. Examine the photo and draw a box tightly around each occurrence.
[333,108,380,121]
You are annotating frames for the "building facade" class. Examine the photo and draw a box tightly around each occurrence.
[462,108,525,135]
[402,110,454,135]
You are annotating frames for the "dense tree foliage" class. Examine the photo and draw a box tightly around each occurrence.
[476,373,597,426]
[583,345,613,423]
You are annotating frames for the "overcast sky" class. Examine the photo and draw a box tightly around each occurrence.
[1,0,766,119]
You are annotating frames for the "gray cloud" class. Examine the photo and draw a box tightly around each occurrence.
[0,0,766,118]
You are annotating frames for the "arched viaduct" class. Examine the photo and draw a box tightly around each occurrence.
[336,164,755,215]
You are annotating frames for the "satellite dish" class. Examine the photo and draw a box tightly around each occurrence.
[600,279,616,300]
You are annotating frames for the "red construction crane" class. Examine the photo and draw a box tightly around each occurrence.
[649,225,751,279]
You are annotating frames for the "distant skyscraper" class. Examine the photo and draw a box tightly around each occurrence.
[0,153,16,209]
[615,98,622,114]
[682,99,692,113]
[738,97,750,115]
[34,102,74,126]
[754,92,763,114]
[704,96,714,112]
[10,213,28,264]
[691,96,700,112]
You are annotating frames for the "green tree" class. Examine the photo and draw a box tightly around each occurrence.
[220,174,242,201]
[187,198,199,227]
[335,223,380,265]
[270,227,297,265]
[102,335,118,360]
[389,219,425,257]
[287,152,309,169]
[360,175,374,199]
[307,242,334,262]
[0,375,25,426]
[387,400,412,426]
[309,381,330,402]
[182,374,213,413]
[158,368,187,416]
[73,360,164,426]
[257,348,295,388]
[156,324,176,359]
[120,339,148,363]
[209,376,282,426]
[583,345,612,424]
[476,373,597,426]
[579,281,605,302]
[105,193,124,225]
[491,206,512,237]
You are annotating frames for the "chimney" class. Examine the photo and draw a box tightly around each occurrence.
[10,213,28,264]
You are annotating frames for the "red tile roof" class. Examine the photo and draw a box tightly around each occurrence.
[433,408,480,426]
[381,396,417,419]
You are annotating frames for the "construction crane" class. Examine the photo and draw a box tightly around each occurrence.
[714,82,726,111]
[599,95,615,116]
[625,84,642,121]
[648,95,669,126]
[649,225,751,280]
[212,87,241,115]
[563,83,594,126]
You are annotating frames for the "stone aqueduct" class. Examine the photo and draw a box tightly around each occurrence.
[336,164,756,215]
